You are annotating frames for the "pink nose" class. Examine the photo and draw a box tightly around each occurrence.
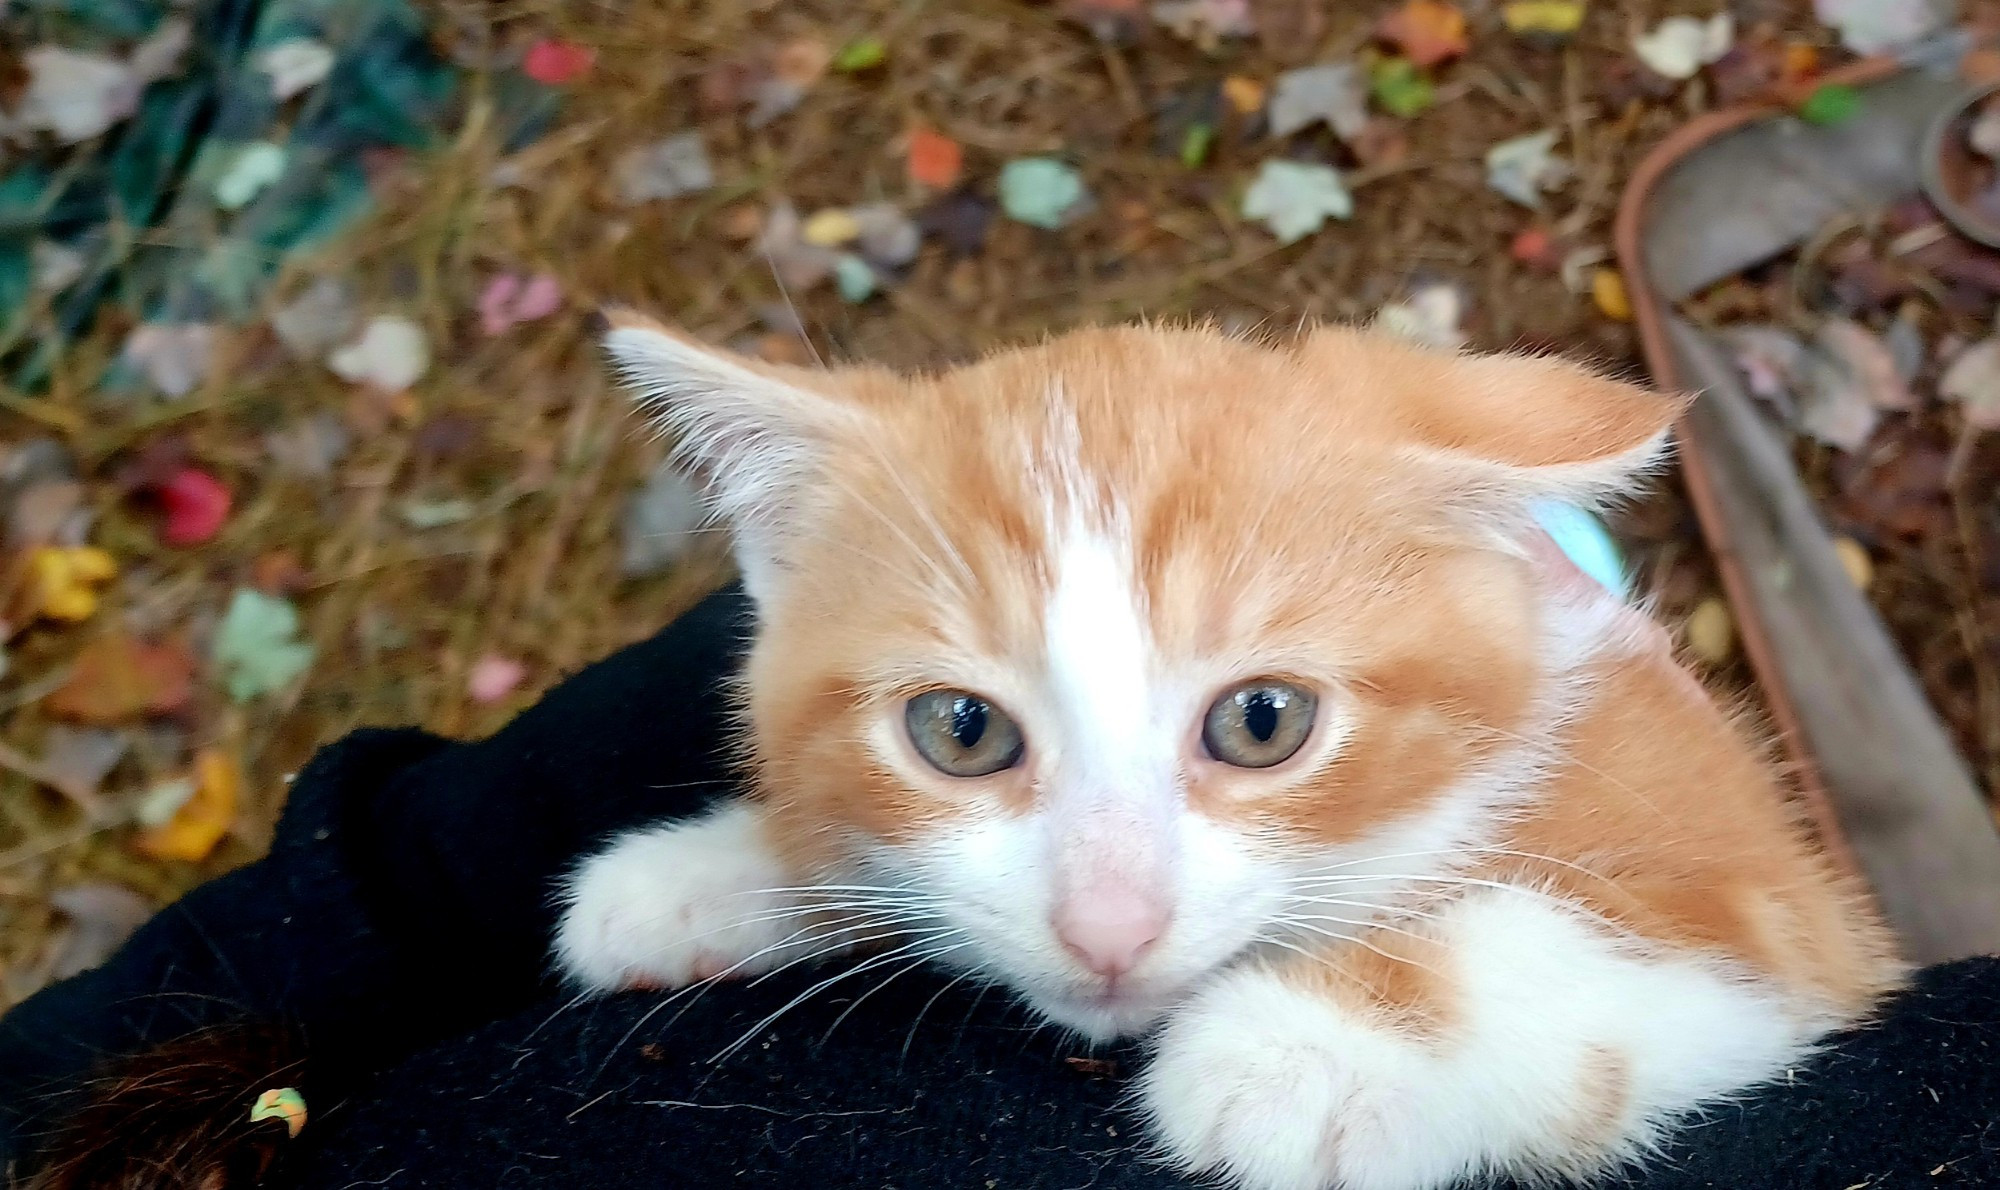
[1054,885,1170,979]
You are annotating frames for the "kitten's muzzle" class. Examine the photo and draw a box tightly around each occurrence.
[1052,881,1171,981]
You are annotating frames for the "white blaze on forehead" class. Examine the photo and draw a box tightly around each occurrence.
[1042,518,1167,798]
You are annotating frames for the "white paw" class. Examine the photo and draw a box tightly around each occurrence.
[554,802,802,993]
[1141,968,1454,1190]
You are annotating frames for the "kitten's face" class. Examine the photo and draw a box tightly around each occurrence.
[605,319,1680,1038]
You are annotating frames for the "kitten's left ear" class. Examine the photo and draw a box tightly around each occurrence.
[598,308,867,602]
[1400,349,1691,509]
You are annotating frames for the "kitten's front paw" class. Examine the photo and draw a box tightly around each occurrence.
[1141,969,1439,1190]
[554,803,800,993]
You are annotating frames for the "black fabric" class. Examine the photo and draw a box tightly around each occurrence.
[4,583,2000,1189]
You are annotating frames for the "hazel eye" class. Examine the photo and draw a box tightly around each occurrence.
[1202,680,1317,769]
[905,689,1026,778]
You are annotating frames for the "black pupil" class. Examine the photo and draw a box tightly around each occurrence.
[1241,690,1279,743]
[950,697,988,749]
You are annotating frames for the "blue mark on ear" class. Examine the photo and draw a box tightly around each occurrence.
[1530,501,1628,600]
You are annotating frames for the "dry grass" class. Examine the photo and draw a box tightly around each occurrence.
[0,0,1827,1003]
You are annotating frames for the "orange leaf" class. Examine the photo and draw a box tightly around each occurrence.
[1377,0,1469,69]
[48,635,196,724]
[135,748,239,863]
[906,126,964,190]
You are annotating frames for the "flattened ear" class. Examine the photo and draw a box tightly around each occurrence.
[599,308,860,601]
[1408,351,1691,503]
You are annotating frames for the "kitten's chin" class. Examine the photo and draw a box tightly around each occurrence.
[1029,987,1175,1040]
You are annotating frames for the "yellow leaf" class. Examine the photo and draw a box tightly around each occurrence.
[134,747,240,862]
[801,208,860,247]
[1591,268,1632,321]
[26,546,119,623]
[1222,75,1267,115]
[1502,1,1585,36]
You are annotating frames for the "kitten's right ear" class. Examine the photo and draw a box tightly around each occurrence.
[599,308,858,601]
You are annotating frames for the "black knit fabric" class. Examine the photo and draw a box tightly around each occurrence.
[5,584,1999,1189]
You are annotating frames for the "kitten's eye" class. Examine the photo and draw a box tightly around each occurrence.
[1202,681,1317,769]
[905,689,1025,778]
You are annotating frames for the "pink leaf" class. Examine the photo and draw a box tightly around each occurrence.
[478,273,564,336]
[468,655,527,704]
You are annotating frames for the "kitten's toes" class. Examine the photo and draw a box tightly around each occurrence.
[1141,970,1430,1190]
[552,805,799,993]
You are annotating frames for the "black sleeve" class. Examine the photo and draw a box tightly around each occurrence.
[0,586,755,1170]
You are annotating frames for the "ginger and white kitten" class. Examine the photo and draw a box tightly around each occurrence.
[555,315,1904,1190]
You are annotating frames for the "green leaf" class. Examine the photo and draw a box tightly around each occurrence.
[833,36,887,72]
[998,158,1088,229]
[1798,83,1862,127]
[211,588,316,703]
[1369,57,1435,119]
[1179,122,1215,168]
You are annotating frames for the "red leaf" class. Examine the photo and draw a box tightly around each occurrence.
[1378,0,1469,69]
[158,467,231,547]
[906,126,964,190]
[523,39,595,85]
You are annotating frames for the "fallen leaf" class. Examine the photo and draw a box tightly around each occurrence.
[917,191,994,258]
[851,203,923,268]
[16,47,140,142]
[1268,63,1368,140]
[1532,500,1628,597]
[256,38,335,101]
[50,635,196,724]
[1816,318,1912,411]
[1242,159,1352,244]
[478,273,563,336]
[1222,75,1266,116]
[1377,1,1469,69]
[1940,337,2000,431]
[1833,536,1873,589]
[328,316,429,393]
[1151,0,1256,50]
[122,323,217,399]
[1592,268,1631,321]
[1179,122,1215,167]
[31,240,87,295]
[252,549,310,596]
[1632,14,1733,81]
[400,497,477,529]
[1723,324,1807,413]
[1814,0,1950,55]
[1485,129,1567,207]
[1347,118,1411,168]
[833,37,887,72]
[1368,56,1435,118]
[213,141,287,210]
[264,413,351,479]
[249,1088,307,1138]
[1510,224,1559,270]
[1796,342,1881,451]
[750,39,830,127]
[23,547,117,624]
[802,208,862,247]
[37,726,126,809]
[46,882,151,980]
[621,460,704,578]
[999,158,1089,230]
[906,126,964,189]
[1502,1,1585,42]
[212,589,316,703]
[1061,0,1145,43]
[468,655,528,704]
[523,39,595,86]
[130,18,193,83]
[135,748,240,863]
[156,467,232,547]
[1685,597,1735,665]
[756,202,842,290]
[613,132,713,205]
[1372,280,1467,349]
[1797,83,1861,126]
[271,278,359,358]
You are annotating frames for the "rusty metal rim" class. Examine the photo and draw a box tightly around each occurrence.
[1611,56,1909,873]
